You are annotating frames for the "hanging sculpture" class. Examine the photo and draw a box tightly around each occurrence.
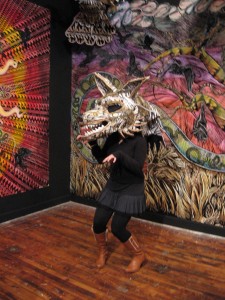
[65,0,116,46]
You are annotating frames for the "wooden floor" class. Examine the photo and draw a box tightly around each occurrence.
[0,202,225,300]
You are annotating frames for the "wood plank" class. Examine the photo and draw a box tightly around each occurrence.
[0,202,225,300]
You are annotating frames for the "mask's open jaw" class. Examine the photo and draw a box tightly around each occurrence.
[79,121,109,139]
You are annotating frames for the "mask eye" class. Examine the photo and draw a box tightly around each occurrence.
[108,104,121,112]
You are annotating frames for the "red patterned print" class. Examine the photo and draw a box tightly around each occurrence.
[0,0,50,197]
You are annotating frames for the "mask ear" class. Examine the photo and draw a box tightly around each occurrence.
[123,76,149,98]
[94,72,118,96]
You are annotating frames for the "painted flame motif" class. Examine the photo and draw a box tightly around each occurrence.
[0,59,23,118]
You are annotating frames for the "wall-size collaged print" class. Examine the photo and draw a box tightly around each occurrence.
[71,0,225,227]
[0,0,50,197]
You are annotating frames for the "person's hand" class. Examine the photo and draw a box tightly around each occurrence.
[103,154,117,164]
[77,135,97,149]
[76,134,83,141]
[76,135,88,144]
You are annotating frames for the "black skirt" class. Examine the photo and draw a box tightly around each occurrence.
[97,180,146,215]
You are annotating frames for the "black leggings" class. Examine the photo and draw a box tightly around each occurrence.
[93,205,131,243]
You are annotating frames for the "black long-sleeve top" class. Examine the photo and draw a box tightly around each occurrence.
[91,132,147,189]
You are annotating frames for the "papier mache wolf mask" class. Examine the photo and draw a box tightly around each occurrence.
[78,72,162,142]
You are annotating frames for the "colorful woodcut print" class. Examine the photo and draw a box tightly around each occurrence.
[71,0,225,226]
[0,0,50,197]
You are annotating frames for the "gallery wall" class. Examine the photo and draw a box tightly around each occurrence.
[1,0,225,238]
[0,0,75,222]
[70,0,225,237]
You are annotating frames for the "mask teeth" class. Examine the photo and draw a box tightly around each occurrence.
[84,123,106,136]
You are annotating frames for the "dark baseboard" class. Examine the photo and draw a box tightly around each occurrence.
[0,195,71,223]
[71,195,225,238]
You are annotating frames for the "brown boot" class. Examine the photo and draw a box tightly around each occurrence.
[92,228,108,269]
[124,235,146,273]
